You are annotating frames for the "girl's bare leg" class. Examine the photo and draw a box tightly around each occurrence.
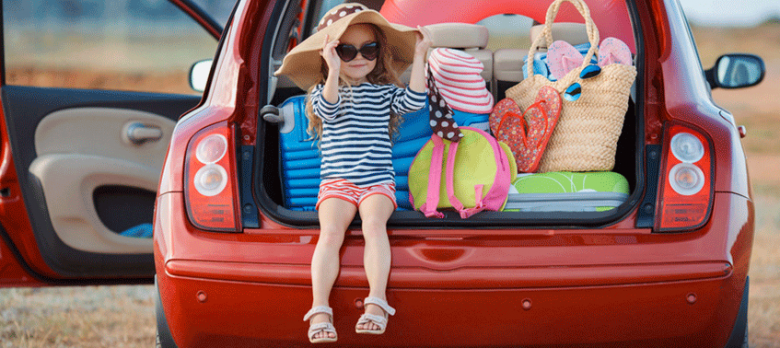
[310,198,357,340]
[355,194,395,331]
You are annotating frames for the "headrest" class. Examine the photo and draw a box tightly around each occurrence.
[529,23,589,49]
[426,23,489,49]
[399,23,492,83]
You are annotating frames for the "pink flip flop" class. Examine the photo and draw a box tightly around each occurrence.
[598,37,632,67]
[548,40,584,80]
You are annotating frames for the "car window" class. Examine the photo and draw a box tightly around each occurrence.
[190,0,236,28]
[317,0,344,20]
[311,4,548,53]
[677,5,706,76]
[2,0,219,94]
[476,14,534,52]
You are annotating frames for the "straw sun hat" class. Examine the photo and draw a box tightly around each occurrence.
[274,3,420,90]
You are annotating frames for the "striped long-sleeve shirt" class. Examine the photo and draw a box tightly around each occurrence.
[311,83,427,187]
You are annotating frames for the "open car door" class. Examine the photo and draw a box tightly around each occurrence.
[0,0,226,286]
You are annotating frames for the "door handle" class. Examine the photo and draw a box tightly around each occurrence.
[125,122,163,145]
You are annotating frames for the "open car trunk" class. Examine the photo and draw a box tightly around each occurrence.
[252,0,644,229]
[255,100,641,229]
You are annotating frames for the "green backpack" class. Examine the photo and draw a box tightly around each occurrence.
[408,127,517,218]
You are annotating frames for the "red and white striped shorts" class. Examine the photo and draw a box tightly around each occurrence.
[316,178,397,210]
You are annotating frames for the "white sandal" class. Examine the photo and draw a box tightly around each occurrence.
[355,297,396,335]
[304,306,337,343]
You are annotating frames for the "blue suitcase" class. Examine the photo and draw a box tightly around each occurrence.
[275,95,489,211]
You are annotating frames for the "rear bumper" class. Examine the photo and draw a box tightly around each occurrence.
[154,192,751,347]
[158,268,738,348]
[165,258,731,288]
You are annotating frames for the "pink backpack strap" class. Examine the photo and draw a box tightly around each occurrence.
[446,127,511,218]
[444,140,485,219]
[476,128,512,212]
[418,135,445,218]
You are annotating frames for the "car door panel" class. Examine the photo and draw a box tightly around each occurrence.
[31,106,175,255]
[1,85,198,278]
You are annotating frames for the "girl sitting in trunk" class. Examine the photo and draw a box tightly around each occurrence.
[275,2,431,344]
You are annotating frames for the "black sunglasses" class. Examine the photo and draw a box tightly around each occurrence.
[335,42,379,62]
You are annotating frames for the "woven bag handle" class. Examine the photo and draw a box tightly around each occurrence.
[525,0,600,78]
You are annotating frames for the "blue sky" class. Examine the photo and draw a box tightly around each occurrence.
[678,0,780,27]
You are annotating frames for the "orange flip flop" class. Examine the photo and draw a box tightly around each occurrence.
[490,86,561,173]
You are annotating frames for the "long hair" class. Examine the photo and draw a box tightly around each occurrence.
[305,23,405,144]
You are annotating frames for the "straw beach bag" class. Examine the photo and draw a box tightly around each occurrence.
[505,0,636,172]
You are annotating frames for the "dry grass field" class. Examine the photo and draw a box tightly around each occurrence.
[698,23,780,347]
[1,23,779,347]
[0,286,156,347]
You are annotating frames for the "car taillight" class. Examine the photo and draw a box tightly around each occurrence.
[184,123,240,232]
[656,124,713,231]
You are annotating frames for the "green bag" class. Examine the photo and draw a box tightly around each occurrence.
[408,127,517,218]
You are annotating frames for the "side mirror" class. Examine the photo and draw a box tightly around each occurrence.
[705,54,765,89]
[189,59,213,93]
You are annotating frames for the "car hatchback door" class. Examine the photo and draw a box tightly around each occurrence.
[0,0,227,286]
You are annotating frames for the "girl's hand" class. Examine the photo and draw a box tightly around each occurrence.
[415,26,433,58]
[321,34,341,76]
[408,26,432,94]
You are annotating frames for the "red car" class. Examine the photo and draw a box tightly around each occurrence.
[0,0,765,347]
